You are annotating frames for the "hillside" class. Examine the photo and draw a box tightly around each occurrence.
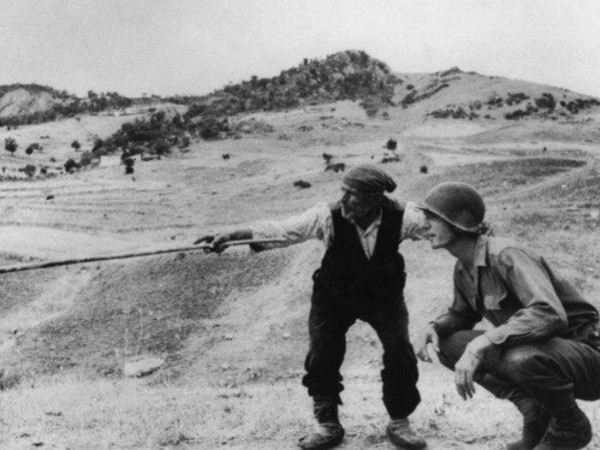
[174,51,599,125]
[392,67,600,122]
[0,83,133,127]
[0,54,600,449]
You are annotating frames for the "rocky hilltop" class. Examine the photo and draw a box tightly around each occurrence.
[0,88,62,118]
[0,83,132,126]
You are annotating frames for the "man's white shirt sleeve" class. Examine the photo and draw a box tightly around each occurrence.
[249,202,333,248]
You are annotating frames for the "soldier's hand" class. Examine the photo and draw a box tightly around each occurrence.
[454,348,481,400]
[416,323,439,363]
[453,335,492,400]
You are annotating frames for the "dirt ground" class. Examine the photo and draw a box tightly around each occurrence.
[1,101,600,449]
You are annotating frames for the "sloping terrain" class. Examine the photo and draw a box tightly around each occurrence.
[0,70,600,448]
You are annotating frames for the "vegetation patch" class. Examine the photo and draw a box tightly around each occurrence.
[5,249,295,378]
[443,158,586,194]
[403,158,586,200]
[0,84,132,127]
[173,50,398,119]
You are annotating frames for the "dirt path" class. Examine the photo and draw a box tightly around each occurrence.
[176,436,499,450]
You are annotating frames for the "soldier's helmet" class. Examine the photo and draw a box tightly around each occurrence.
[418,182,485,233]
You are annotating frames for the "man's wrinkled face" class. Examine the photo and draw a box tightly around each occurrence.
[424,212,458,249]
[340,184,376,223]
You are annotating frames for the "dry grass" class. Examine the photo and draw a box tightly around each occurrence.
[1,102,600,449]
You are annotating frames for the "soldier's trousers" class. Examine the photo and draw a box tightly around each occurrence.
[437,328,600,411]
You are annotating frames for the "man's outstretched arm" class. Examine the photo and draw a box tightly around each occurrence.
[194,228,253,253]
[194,202,333,253]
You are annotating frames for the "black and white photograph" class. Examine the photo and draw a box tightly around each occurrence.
[0,1,599,449]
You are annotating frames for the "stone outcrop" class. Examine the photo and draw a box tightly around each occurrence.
[0,88,60,118]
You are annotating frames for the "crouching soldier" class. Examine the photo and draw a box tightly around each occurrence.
[196,164,427,449]
[415,182,600,450]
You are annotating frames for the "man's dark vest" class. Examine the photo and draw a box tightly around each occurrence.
[315,198,406,306]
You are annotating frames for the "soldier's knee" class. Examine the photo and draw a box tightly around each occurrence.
[501,347,547,380]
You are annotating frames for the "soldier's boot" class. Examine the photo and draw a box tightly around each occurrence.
[533,402,592,450]
[298,396,345,450]
[386,418,427,449]
[473,373,549,450]
[506,398,551,450]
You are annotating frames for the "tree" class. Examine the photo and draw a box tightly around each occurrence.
[64,158,79,173]
[4,137,17,156]
[71,140,81,151]
[23,164,36,178]
[153,138,170,155]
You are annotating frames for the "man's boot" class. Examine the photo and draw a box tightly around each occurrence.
[533,402,592,450]
[298,396,345,450]
[475,373,549,450]
[506,398,551,450]
[386,417,427,449]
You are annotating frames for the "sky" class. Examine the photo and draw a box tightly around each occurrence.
[1,0,600,98]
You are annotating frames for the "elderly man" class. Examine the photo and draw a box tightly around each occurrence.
[195,164,427,450]
[415,182,600,450]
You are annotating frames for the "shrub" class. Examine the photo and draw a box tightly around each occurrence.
[78,151,95,167]
[153,139,170,155]
[535,93,556,110]
[359,96,380,117]
[22,164,36,178]
[487,95,503,107]
[4,137,17,155]
[381,154,401,164]
[64,158,79,173]
[293,180,311,189]
[25,142,41,155]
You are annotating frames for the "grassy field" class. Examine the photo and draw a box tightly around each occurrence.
[0,102,600,449]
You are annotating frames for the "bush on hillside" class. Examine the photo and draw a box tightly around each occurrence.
[181,50,398,121]
[25,143,41,155]
[506,92,530,106]
[100,111,186,155]
[427,106,476,120]
[487,95,504,107]
[64,158,79,173]
[22,164,36,178]
[78,151,101,168]
[559,97,600,114]
[401,83,449,108]
[535,93,556,111]
[4,137,17,156]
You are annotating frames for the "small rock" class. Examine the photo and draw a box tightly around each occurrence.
[123,356,164,378]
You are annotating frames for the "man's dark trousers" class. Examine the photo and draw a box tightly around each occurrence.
[437,329,600,410]
[302,283,421,419]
